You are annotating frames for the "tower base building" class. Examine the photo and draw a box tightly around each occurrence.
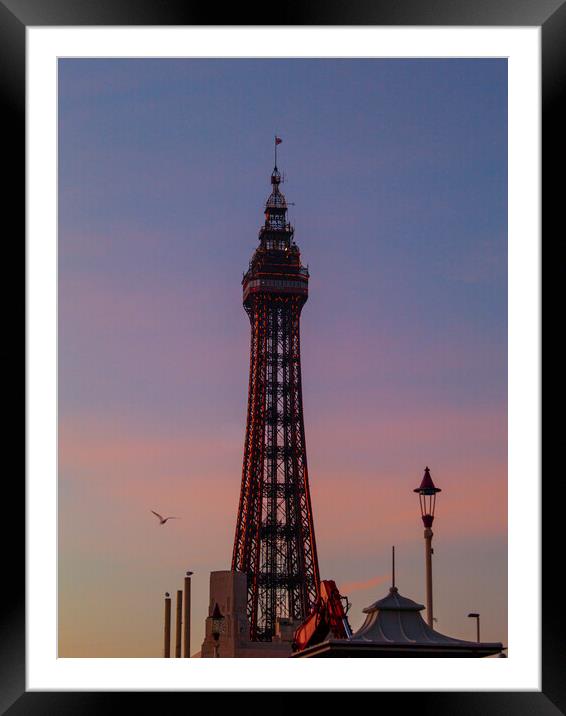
[200,571,299,658]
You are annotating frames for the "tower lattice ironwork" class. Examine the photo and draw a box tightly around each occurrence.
[232,159,320,642]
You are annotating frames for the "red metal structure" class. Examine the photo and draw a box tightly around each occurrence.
[292,580,353,652]
[232,156,320,641]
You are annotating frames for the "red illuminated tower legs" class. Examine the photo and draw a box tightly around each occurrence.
[232,154,320,642]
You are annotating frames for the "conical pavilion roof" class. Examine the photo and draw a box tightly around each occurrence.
[292,584,504,657]
[353,586,498,649]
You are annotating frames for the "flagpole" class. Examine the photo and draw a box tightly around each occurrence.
[274,136,282,168]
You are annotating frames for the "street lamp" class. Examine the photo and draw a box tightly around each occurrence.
[414,466,441,628]
[211,602,225,658]
[468,612,481,642]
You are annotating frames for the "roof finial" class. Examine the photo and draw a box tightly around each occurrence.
[392,545,396,590]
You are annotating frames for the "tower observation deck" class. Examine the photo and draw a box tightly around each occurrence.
[232,160,321,642]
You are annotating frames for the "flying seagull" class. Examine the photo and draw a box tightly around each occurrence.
[151,510,180,525]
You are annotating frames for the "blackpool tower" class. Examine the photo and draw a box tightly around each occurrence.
[232,149,320,642]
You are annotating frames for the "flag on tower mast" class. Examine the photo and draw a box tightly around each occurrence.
[274,136,283,167]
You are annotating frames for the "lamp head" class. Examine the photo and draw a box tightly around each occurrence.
[414,467,441,525]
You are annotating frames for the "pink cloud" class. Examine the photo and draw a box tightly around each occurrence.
[340,574,389,594]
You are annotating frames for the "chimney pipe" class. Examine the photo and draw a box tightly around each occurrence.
[175,589,183,658]
[163,593,171,658]
[183,573,192,657]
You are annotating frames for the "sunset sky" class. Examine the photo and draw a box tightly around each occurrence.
[58,58,507,657]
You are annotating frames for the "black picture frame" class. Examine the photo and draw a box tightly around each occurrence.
[9,0,555,710]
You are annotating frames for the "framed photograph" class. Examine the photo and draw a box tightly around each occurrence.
[10,0,556,709]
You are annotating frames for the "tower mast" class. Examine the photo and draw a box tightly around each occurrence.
[232,147,320,641]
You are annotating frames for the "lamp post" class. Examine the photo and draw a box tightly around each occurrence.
[468,612,481,642]
[414,466,441,628]
[211,602,225,658]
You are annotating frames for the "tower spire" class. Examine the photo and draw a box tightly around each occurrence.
[263,153,291,237]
